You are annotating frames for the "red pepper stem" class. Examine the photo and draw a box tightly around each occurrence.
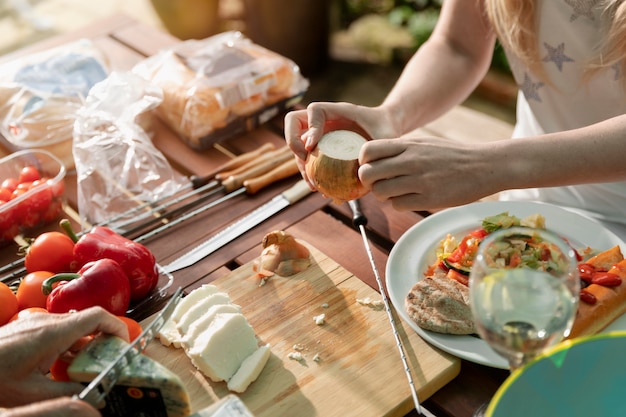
[59,219,79,243]
[42,273,80,295]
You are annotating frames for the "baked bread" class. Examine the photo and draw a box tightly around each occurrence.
[405,272,476,335]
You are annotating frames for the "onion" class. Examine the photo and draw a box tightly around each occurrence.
[305,129,369,204]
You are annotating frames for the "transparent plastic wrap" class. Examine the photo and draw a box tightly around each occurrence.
[0,39,110,169]
[132,31,309,150]
[73,71,188,229]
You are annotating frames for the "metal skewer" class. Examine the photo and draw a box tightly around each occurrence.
[348,199,436,417]
[133,158,299,243]
[92,142,277,229]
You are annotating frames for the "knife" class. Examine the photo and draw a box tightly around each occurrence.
[162,179,311,274]
[75,287,183,408]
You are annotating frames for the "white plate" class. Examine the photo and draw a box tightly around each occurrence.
[386,201,626,369]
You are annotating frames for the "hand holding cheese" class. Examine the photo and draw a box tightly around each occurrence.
[0,306,128,413]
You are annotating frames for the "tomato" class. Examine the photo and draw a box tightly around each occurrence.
[18,166,41,183]
[9,307,48,322]
[447,269,469,286]
[16,271,54,310]
[117,316,143,341]
[0,282,18,326]
[0,188,12,202]
[1,178,18,192]
[50,335,94,381]
[25,232,75,274]
[49,357,71,381]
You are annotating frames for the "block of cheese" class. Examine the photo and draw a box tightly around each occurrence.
[158,284,219,346]
[187,312,259,382]
[227,344,271,393]
[174,292,233,347]
[181,303,242,350]
[68,334,191,417]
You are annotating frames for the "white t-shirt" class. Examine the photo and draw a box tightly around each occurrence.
[497,0,626,239]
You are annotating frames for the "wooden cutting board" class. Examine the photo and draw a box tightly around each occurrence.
[142,242,460,417]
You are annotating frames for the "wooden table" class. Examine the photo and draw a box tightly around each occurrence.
[0,15,514,417]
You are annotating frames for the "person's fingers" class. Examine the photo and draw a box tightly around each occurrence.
[284,109,309,160]
[303,104,327,151]
[7,373,87,407]
[3,397,101,417]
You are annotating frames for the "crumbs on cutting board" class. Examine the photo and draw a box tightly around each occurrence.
[356,297,384,310]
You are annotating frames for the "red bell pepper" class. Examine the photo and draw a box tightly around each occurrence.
[43,258,131,316]
[61,220,158,302]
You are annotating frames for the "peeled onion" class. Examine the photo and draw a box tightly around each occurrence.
[305,130,369,204]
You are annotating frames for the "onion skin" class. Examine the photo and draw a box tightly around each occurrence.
[305,130,369,204]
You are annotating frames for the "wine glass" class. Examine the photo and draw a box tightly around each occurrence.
[469,227,580,416]
[469,226,580,371]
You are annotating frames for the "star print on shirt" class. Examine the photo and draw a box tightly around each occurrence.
[542,42,575,71]
[519,73,545,102]
[612,63,621,81]
[564,0,600,22]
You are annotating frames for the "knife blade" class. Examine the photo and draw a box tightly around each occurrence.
[75,287,183,408]
[162,179,311,274]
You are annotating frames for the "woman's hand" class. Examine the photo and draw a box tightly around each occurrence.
[284,102,397,188]
[0,306,129,410]
[358,136,502,211]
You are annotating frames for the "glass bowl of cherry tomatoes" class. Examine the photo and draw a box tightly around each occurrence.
[0,149,66,244]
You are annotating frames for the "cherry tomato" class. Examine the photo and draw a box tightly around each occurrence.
[117,316,143,341]
[25,232,75,274]
[18,166,41,183]
[9,306,48,322]
[0,188,12,202]
[1,178,18,192]
[0,282,18,326]
[16,271,54,310]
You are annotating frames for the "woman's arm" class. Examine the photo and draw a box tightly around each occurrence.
[381,0,496,136]
[359,114,626,212]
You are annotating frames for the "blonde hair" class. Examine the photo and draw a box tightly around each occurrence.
[484,0,626,84]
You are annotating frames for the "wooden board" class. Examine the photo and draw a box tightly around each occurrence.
[143,242,460,417]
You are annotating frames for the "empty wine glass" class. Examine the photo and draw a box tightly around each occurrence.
[469,226,580,371]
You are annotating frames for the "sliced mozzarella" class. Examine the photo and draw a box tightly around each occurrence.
[174,292,231,348]
[181,303,242,350]
[227,344,271,393]
[187,313,258,382]
[158,284,219,346]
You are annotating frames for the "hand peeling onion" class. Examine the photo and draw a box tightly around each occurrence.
[305,130,369,204]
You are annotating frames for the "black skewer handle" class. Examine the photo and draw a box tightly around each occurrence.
[348,199,368,227]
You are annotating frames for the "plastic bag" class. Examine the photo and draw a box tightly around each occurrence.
[132,31,309,150]
[73,71,188,229]
[0,39,109,169]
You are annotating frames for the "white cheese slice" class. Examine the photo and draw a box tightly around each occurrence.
[174,292,232,348]
[158,284,219,346]
[181,303,242,350]
[68,335,191,417]
[187,313,258,382]
[227,344,271,393]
